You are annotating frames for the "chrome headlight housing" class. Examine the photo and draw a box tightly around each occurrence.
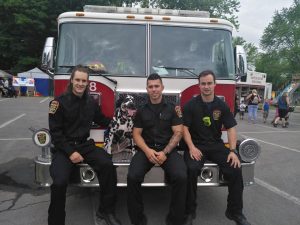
[238,139,261,162]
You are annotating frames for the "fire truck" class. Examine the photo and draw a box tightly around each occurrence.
[34,5,260,187]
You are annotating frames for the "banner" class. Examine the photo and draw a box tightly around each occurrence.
[13,77,35,87]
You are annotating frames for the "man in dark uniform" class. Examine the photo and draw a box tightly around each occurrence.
[127,73,187,225]
[183,70,251,225]
[48,65,121,225]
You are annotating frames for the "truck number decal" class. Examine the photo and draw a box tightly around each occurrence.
[89,82,97,92]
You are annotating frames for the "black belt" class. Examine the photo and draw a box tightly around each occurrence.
[149,144,165,151]
[68,139,86,145]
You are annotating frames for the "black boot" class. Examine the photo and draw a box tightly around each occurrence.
[182,213,194,225]
[96,211,122,225]
[225,210,251,225]
[132,215,147,225]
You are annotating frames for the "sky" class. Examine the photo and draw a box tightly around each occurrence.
[234,0,295,48]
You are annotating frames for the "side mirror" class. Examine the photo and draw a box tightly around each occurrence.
[41,37,55,74]
[235,45,247,82]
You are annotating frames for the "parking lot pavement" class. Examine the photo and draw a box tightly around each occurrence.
[0,97,299,225]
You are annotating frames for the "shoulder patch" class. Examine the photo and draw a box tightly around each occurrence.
[49,100,59,114]
[213,109,221,120]
[175,105,182,118]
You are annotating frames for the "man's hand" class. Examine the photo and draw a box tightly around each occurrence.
[69,151,84,164]
[189,146,203,161]
[227,152,241,168]
[156,151,167,165]
[145,149,160,164]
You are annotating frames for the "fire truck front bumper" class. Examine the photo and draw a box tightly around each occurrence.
[34,158,256,187]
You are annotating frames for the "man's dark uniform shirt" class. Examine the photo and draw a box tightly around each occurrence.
[49,92,110,156]
[183,95,245,220]
[48,91,120,225]
[183,95,237,145]
[128,97,187,225]
[133,98,182,150]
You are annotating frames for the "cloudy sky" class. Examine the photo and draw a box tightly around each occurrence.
[234,0,294,48]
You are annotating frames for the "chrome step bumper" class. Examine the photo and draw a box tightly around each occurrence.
[34,156,255,187]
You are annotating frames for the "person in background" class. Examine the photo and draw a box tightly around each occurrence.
[246,89,260,124]
[262,99,270,123]
[239,100,247,120]
[273,92,289,128]
[234,92,239,118]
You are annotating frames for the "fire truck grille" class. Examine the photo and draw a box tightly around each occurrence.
[117,92,179,108]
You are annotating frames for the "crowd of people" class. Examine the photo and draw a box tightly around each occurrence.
[0,77,17,98]
[48,66,251,225]
[235,89,292,128]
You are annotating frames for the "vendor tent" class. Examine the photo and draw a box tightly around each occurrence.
[0,69,13,78]
[18,68,52,96]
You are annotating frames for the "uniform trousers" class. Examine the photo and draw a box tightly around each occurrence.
[184,142,244,216]
[48,143,117,225]
[127,150,187,225]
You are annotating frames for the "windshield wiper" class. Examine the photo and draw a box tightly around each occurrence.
[154,66,198,77]
[88,68,117,86]
[57,65,117,86]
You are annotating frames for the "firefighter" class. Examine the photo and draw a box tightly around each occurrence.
[182,70,251,225]
[127,73,187,225]
[48,65,121,225]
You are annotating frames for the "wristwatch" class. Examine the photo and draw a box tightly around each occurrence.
[230,148,239,155]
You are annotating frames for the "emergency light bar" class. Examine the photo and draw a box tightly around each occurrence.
[84,5,210,18]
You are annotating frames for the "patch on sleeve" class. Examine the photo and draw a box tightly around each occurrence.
[49,100,59,114]
[213,109,221,120]
[175,105,182,118]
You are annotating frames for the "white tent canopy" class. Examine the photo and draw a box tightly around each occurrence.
[17,67,50,79]
[0,69,13,78]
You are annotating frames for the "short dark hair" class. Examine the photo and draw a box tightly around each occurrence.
[65,65,89,94]
[147,73,162,84]
[198,70,216,83]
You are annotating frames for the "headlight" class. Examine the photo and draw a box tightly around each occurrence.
[200,167,214,182]
[238,139,261,162]
[81,168,96,183]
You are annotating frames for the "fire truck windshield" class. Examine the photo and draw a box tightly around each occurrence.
[56,23,146,76]
[56,23,234,79]
[151,26,234,79]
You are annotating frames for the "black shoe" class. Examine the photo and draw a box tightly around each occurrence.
[96,211,122,225]
[183,214,194,225]
[132,215,147,225]
[166,216,173,225]
[273,123,277,127]
[225,210,251,225]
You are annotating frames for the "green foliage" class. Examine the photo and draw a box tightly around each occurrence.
[232,36,246,46]
[258,0,300,90]
[255,52,290,90]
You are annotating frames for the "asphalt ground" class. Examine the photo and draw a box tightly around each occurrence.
[0,97,299,225]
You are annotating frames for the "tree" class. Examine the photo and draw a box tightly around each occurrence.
[0,0,48,74]
[0,0,123,74]
[258,0,300,89]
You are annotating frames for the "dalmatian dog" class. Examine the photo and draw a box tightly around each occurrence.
[104,95,137,155]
